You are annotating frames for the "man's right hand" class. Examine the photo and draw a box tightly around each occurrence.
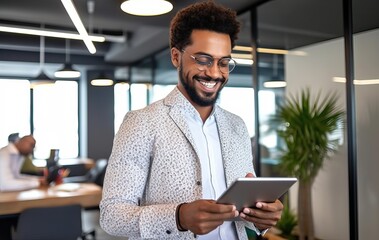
[178,199,238,235]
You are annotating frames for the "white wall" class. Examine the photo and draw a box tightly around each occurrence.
[286,28,379,240]
[353,29,379,239]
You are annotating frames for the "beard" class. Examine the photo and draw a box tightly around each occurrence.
[178,63,227,107]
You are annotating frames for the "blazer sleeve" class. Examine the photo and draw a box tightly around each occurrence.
[100,109,187,239]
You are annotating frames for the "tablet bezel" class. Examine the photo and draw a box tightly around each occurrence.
[216,177,297,220]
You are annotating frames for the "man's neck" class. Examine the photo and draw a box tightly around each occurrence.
[177,86,213,122]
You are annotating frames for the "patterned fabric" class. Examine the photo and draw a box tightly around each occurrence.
[100,87,255,240]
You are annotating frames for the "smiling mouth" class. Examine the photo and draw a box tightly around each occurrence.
[198,80,217,89]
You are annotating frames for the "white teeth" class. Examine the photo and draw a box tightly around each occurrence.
[200,81,217,88]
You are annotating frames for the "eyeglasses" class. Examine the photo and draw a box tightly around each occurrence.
[182,50,237,73]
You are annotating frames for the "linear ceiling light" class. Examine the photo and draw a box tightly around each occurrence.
[333,77,379,85]
[61,0,96,54]
[121,0,173,16]
[0,24,105,42]
[263,80,287,88]
[231,53,254,65]
[233,45,307,56]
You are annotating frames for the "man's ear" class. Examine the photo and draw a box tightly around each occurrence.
[171,48,180,68]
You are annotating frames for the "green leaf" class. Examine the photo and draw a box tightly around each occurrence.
[270,88,345,182]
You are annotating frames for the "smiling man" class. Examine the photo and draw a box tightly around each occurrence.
[100,2,283,240]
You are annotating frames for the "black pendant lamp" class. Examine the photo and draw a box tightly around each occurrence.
[30,35,55,88]
[54,39,81,78]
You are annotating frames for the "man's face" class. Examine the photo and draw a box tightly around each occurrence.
[176,30,232,107]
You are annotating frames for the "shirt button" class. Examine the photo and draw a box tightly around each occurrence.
[166,230,172,234]
[196,181,201,186]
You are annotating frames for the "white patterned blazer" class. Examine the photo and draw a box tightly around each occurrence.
[100,87,256,240]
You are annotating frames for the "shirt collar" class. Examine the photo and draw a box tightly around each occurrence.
[7,143,19,155]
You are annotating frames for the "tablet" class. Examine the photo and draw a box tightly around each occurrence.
[217,177,297,220]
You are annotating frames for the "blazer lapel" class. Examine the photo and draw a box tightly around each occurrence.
[164,88,200,157]
[214,107,240,187]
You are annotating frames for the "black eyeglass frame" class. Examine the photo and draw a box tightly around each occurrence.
[181,49,237,73]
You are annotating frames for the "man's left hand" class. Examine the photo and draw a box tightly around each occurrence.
[239,199,283,230]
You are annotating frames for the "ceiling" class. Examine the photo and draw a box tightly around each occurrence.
[0,0,378,79]
[0,0,261,75]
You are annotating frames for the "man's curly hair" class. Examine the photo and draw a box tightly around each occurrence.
[169,1,240,51]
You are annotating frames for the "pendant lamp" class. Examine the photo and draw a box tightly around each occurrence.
[120,0,173,16]
[263,54,286,88]
[91,72,114,86]
[54,39,81,78]
[30,35,55,88]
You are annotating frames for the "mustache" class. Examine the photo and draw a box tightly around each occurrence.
[194,75,226,84]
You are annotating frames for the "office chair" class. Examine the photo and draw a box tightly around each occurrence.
[64,158,108,187]
[14,204,95,240]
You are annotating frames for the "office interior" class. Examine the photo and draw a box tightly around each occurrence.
[0,0,378,239]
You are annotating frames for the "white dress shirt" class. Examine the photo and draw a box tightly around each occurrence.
[0,143,40,192]
[185,108,239,240]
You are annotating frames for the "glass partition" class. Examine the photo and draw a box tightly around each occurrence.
[257,0,347,239]
[353,0,379,238]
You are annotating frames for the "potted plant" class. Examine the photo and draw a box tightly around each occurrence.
[270,88,345,240]
[276,194,298,240]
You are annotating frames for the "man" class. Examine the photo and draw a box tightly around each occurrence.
[0,135,45,191]
[7,132,43,176]
[100,2,283,239]
[0,134,47,240]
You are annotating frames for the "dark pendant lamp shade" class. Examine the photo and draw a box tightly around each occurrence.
[263,54,286,88]
[30,71,55,85]
[55,63,81,78]
[30,35,55,88]
[54,39,81,78]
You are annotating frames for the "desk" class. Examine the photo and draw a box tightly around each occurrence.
[0,183,102,216]
[33,158,95,170]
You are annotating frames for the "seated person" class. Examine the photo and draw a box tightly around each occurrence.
[0,134,46,192]
[7,133,42,176]
[20,154,44,176]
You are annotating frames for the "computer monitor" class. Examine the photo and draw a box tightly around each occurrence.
[46,149,59,169]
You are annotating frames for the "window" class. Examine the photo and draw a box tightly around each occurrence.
[130,84,148,110]
[151,85,176,103]
[218,87,255,137]
[218,87,277,148]
[0,80,79,159]
[0,79,30,148]
[32,81,78,159]
[114,83,130,133]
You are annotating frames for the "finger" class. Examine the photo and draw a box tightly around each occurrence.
[255,199,283,212]
[239,210,278,229]
[202,201,237,214]
[245,172,255,178]
[240,207,281,228]
[202,204,239,220]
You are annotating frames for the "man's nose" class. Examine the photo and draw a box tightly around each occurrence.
[205,62,223,79]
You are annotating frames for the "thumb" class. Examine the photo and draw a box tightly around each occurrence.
[245,172,255,178]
